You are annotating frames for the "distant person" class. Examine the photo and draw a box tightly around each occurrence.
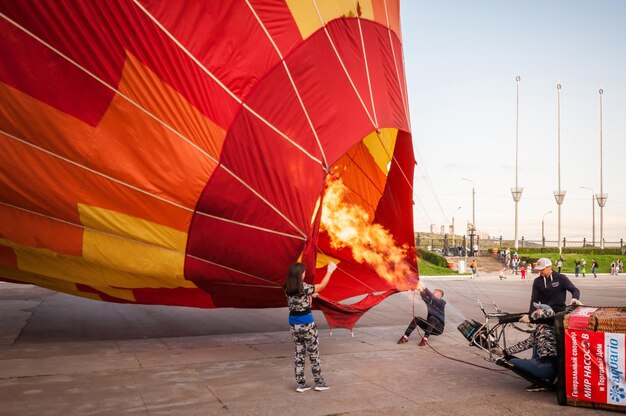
[473,244,479,257]
[555,259,563,274]
[470,259,478,279]
[619,259,624,274]
[499,267,507,280]
[591,259,599,278]
[524,258,581,314]
[526,263,532,280]
[611,261,616,276]
[581,259,587,277]
[284,261,337,392]
[520,264,526,280]
[512,258,519,275]
[398,283,446,346]
[574,260,580,277]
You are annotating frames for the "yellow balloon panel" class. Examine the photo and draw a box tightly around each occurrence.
[362,128,398,174]
[78,204,187,252]
[79,205,190,288]
[286,0,375,39]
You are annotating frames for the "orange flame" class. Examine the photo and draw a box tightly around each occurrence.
[320,176,414,290]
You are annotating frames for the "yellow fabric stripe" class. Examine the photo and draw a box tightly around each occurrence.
[78,204,187,252]
[286,0,374,39]
[315,254,342,269]
[78,204,192,289]
[296,251,342,270]
[362,128,397,174]
[0,265,102,301]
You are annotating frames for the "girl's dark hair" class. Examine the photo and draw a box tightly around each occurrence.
[284,263,305,295]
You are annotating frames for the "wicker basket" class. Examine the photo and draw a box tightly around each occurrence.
[563,307,626,413]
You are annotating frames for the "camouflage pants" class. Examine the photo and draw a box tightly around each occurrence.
[290,322,324,385]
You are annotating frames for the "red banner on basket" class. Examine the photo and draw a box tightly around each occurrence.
[566,307,598,330]
[565,329,626,406]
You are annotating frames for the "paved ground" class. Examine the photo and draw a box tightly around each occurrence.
[1,272,625,415]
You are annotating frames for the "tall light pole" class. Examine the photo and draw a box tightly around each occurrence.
[461,177,476,257]
[542,210,552,245]
[511,75,524,251]
[461,178,475,229]
[596,88,608,249]
[451,206,462,250]
[580,186,595,247]
[553,83,566,255]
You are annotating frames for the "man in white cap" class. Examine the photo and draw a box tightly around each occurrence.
[524,258,581,317]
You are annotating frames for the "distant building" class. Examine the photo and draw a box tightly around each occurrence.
[440,225,445,235]
[430,224,437,234]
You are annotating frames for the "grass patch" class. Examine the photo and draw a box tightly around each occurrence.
[417,258,458,276]
[517,252,624,274]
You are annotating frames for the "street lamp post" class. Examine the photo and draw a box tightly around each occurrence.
[542,210,552,246]
[461,178,475,228]
[596,88,608,249]
[511,75,524,251]
[461,178,476,257]
[451,206,462,252]
[553,83,566,255]
[580,186,595,247]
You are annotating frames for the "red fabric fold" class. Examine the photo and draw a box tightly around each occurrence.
[313,290,397,330]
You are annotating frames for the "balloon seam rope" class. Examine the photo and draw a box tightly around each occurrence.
[317,248,505,370]
[131,1,322,167]
[317,250,499,362]
[244,0,329,169]
[372,130,414,196]
[208,282,281,289]
[333,151,384,205]
[311,0,377,127]
[382,0,411,126]
[219,165,306,238]
[414,148,448,223]
[0,129,195,213]
[195,211,304,240]
[0,13,306,240]
[0,201,188,254]
[353,1,379,128]
[0,12,220,166]
[186,254,280,286]
[408,280,509,372]
[130,1,241,104]
[1,129,302,240]
[315,248,378,293]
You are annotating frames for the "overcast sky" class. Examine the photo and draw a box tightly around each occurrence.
[401,0,626,243]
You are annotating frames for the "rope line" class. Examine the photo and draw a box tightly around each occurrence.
[352,0,379,129]
[244,0,329,169]
[311,0,376,128]
[0,130,304,241]
[381,0,411,128]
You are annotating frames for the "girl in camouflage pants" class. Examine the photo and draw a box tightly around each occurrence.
[284,262,337,392]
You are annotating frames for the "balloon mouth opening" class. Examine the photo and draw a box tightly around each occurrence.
[319,174,414,290]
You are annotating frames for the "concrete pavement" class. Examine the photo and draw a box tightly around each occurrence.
[1,278,623,415]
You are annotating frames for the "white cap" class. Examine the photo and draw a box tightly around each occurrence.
[534,258,552,271]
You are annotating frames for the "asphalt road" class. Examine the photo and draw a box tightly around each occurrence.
[4,273,625,344]
[1,275,625,416]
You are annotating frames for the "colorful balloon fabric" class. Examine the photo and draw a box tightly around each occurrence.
[0,0,417,314]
